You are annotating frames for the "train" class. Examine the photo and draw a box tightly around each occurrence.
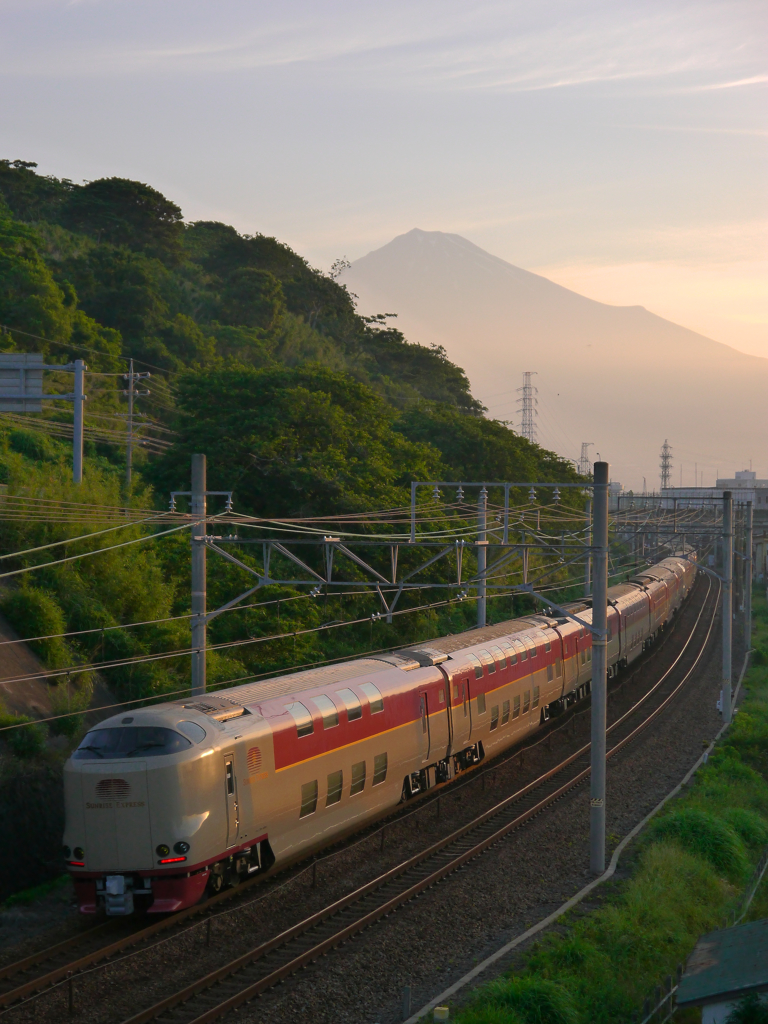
[63,553,696,916]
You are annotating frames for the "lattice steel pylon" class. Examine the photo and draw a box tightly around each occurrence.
[578,442,593,477]
[517,371,538,442]
[660,439,673,491]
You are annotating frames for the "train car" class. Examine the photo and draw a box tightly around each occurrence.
[63,552,695,916]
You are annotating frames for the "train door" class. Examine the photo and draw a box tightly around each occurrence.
[418,692,431,761]
[224,754,239,848]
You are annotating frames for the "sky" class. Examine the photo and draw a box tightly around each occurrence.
[1,0,766,357]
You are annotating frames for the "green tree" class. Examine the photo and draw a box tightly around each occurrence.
[61,178,184,261]
[152,363,441,517]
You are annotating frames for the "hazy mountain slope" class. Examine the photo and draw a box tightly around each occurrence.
[342,229,766,487]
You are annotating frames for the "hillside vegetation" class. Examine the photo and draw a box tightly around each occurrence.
[0,158,580,741]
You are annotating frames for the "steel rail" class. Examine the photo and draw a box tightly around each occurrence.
[118,578,720,1024]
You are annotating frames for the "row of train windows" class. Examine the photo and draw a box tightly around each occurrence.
[465,634,556,680]
[299,753,388,817]
[286,682,384,738]
[476,687,540,724]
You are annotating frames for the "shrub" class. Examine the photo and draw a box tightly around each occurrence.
[0,586,70,668]
[0,711,47,758]
[48,676,93,737]
[721,808,768,850]
[461,977,579,1024]
[726,993,768,1023]
[649,808,749,880]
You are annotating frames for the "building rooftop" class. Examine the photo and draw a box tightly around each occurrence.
[677,920,768,1007]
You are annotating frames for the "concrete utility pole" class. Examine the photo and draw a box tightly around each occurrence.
[191,454,207,697]
[590,461,609,875]
[477,487,488,628]
[722,491,733,724]
[73,359,85,484]
[122,359,150,490]
[584,498,592,597]
[746,501,753,650]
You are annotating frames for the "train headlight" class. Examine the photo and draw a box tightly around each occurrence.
[173,841,190,855]
[73,847,84,859]
[156,844,170,857]
[63,846,71,859]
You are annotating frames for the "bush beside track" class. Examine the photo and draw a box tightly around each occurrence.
[453,587,768,1024]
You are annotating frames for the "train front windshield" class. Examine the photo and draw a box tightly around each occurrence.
[72,727,192,759]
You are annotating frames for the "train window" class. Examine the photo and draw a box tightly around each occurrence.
[225,759,235,794]
[477,693,487,715]
[73,727,192,759]
[312,694,339,729]
[489,646,505,669]
[513,639,527,661]
[360,682,384,714]
[523,690,531,714]
[525,637,537,658]
[350,760,366,795]
[607,622,613,641]
[453,683,460,700]
[547,663,554,682]
[556,659,562,677]
[501,641,516,667]
[462,683,468,717]
[285,702,314,737]
[420,695,428,733]
[580,648,586,666]
[336,688,362,721]
[587,648,592,663]
[373,752,388,786]
[467,654,484,679]
[479,650,496,674]
[300,780,318,817]
[502,700,510,725]
[544,636,552,653]
[513,694,520,719]
[490,705,499,731]
[177,721,206,743]
[326,770,343,806]
[532,686,540,709]
[438,688,445,704]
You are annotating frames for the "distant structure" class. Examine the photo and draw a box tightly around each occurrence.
[517,371,538,443]
[660,439,673,491]
[578,442,593,477]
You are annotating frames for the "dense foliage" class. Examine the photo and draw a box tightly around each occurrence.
[0,157,581,741]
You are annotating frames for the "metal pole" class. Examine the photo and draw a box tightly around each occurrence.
[590,461,609,875]
[125,358,134,490]
[584,498,592,597]
[746,501,753,652]
[477,487,487,628]
[73,359,85,483]
[191,454,207,696]
[722,491,733,724]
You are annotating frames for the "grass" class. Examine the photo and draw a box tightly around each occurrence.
[453,587,768,1024]
[1,874,69,908]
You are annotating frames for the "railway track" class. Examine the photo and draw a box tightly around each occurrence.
[0,574,716,1022]
[112,575,719,1024]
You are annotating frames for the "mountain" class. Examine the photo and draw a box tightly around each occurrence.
[341,229,765,488]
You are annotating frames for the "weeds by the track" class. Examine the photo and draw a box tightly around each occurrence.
[454,589,768,1024]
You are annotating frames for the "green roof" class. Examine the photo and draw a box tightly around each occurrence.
[677,919,768,1006]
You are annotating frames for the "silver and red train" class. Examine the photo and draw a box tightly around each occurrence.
[63,554,696,915]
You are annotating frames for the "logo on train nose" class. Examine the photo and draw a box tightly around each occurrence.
[95,778,131,800]
[247,747,262,774]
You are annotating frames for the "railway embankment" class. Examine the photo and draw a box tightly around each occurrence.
[448,590,768,1024]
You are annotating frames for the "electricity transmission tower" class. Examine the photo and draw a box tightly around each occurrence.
[517,371,538,442]
[578,442,593,477]
[660,439,673,491]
